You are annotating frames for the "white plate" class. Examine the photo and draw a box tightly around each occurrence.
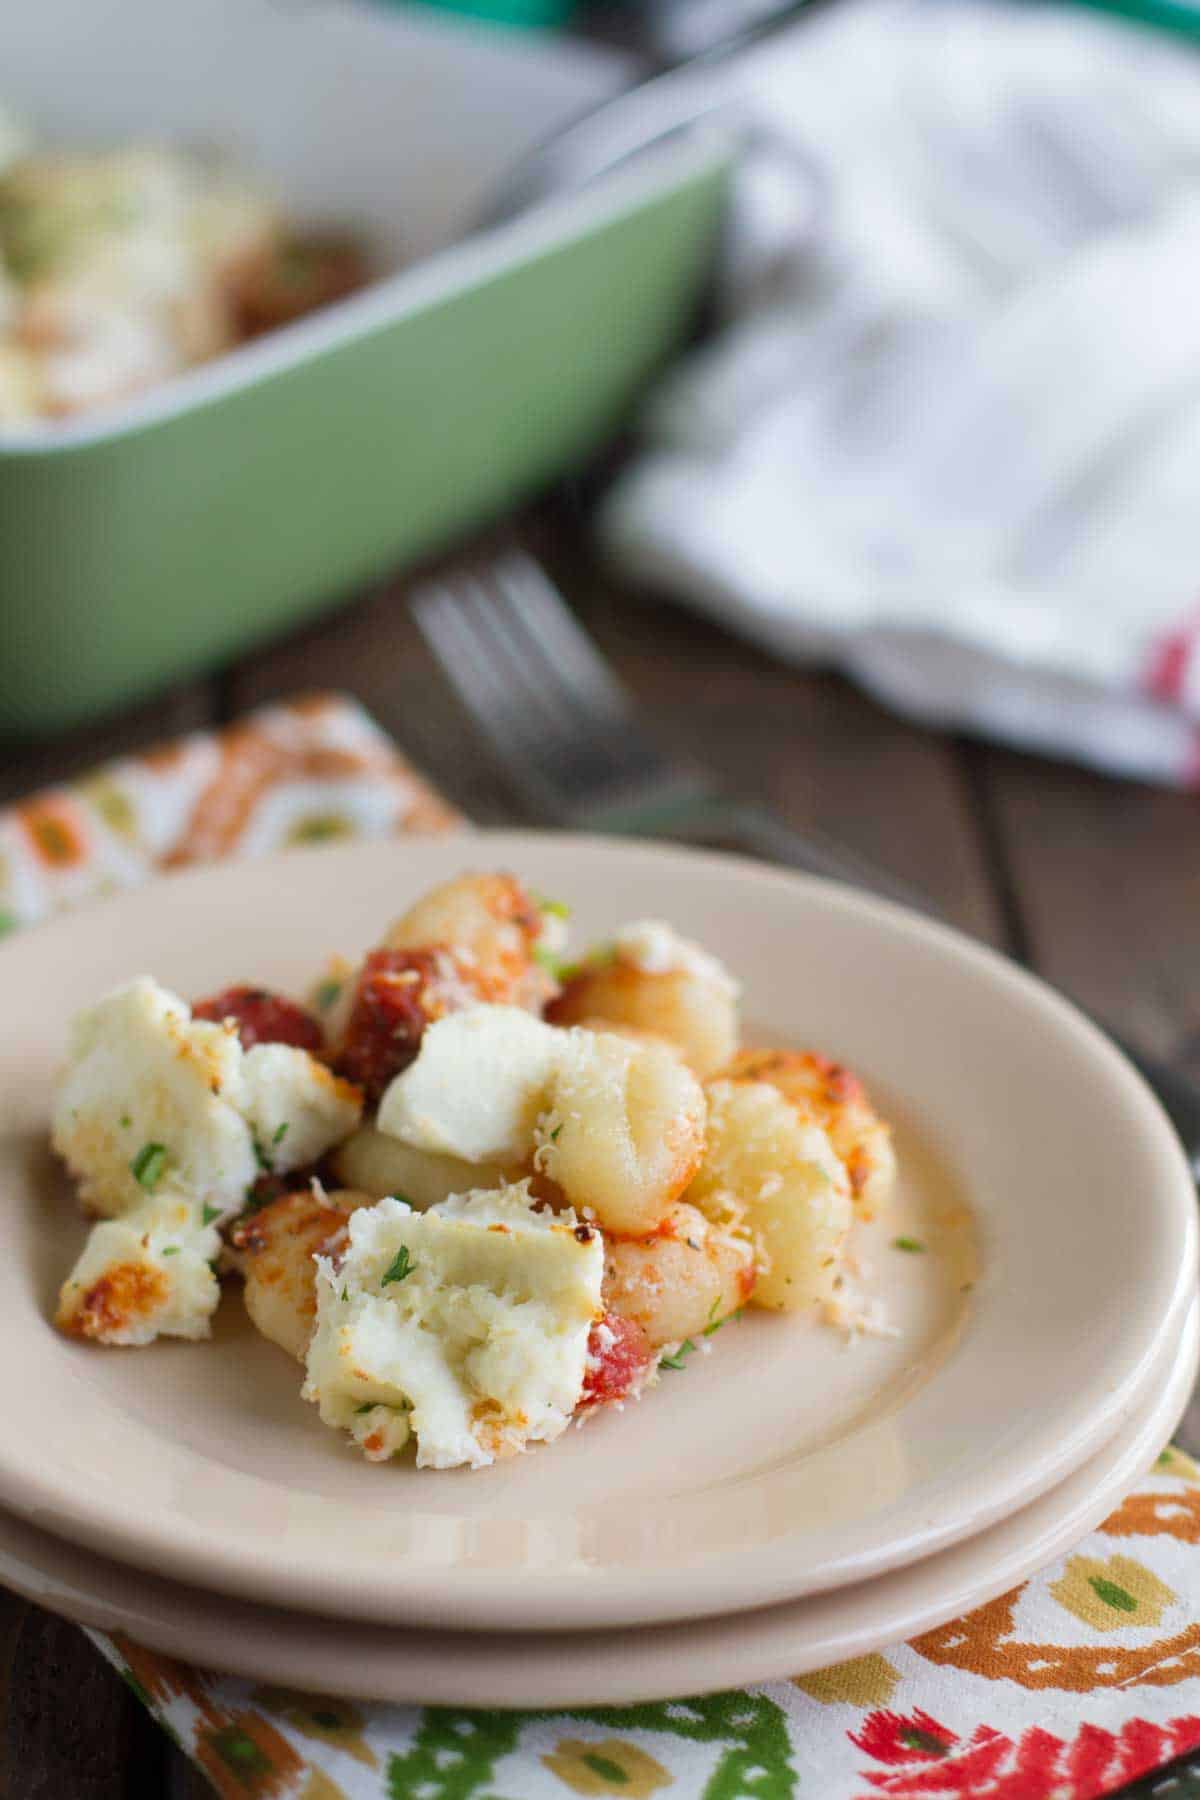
[6,1299,1195,1708]
[0,835,1194,1632]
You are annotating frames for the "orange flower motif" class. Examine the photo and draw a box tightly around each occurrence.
[195,1711,306,1798]
[19,796,88,868]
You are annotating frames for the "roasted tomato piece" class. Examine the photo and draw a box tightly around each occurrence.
[580,1311,653,1408]
[193,985,324,1053]
[336,947,475,1103]
[230,232,369,339]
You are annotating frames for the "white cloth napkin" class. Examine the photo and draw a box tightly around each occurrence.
[600,0,1200,784]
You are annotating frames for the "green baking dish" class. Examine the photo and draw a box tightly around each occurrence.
[0,0,734,732]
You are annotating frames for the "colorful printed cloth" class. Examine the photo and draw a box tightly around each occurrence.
[7,694,1200,1800]
[0,694,459,934]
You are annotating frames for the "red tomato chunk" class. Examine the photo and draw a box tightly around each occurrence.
[336,948,458,1103]
[193,986,324,1054]
[581,1312,653,1407]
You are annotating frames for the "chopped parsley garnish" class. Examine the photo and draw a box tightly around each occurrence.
[549,1124,563,1143]
[660,1338,697,1371]
[202,1203,221,1226]
[892,1236,926,1254]
[272,1122,289,1146]
[354,1402,376,1415]
[533,892,571,920]
[314,979,342,1011]
[161,1246,179,1257]
[119,1113,131,1130]
[130,1142,168,1191]
[702,1299,742,1337]
[340,1286,349,1302]
[533,946,566,978]
[381,1245,414,1287]
[252,1134,272,1173]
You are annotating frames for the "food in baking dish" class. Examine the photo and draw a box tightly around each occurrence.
[49,872,897,1469]
[0,113,367,424]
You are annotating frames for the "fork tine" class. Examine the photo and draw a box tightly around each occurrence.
[413,578,555,759]
[452,570,647,794]
[464,555,669,791]
[413,577,607,815]
[440,574,617,775]
[487,552,633,725]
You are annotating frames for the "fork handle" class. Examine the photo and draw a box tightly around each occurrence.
[603,788,938,917]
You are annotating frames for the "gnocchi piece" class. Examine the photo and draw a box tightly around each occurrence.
[549,920,738,1079]
[688,1079,852,1313]
[230,1188,365,1361]
[724,1048,896,1219]
[563,1016,684,1059]
[536,1029,706,1236]
[383,872,555,1013]
[602,1202,756,1348]
[331,1123,511,1210]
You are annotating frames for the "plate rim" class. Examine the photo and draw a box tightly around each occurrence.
[7,1297,1196,1709]
[0,830,1195,1631]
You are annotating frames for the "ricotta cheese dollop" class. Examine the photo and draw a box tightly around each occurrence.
[303,1183,604,1469]
[613,920,740,997]
[51,976,362,1224]
[375,1005,562,1165]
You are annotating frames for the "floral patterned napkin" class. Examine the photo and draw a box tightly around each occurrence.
[6,694,1200,1800]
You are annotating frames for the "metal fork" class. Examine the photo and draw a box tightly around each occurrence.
[412,550,933,912]
[412,550,1200,1202]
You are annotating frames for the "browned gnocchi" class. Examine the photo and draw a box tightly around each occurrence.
[602,1202,756,1347]
[231,1187,364,1362]
[550,919,739,1078]
[724,1048,897,1219]
[688,1079,853,1313]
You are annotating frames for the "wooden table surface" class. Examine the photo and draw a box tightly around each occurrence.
[3,484,1199,1797]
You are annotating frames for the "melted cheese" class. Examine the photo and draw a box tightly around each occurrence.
[55,1189,221,1346]
[51,976,362,1223]
[52,977,256,1219]
[238,1043,361,1174]
[303,1184,604,1469]
[376,1006,561,1164]
[613,920,740,997]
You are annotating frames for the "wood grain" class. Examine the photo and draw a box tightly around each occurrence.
[977,744,1200,1077]
[0,1596,163,1800]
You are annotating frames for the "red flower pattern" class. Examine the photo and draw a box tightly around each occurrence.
[851,1707,1200,1798]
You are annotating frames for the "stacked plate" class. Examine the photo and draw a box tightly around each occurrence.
[0,835,1194,1707]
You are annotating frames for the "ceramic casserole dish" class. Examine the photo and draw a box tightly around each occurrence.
[0,0,734,731]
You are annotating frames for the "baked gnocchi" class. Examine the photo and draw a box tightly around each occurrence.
[0,128,369,425]
[48,871,899,1469]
